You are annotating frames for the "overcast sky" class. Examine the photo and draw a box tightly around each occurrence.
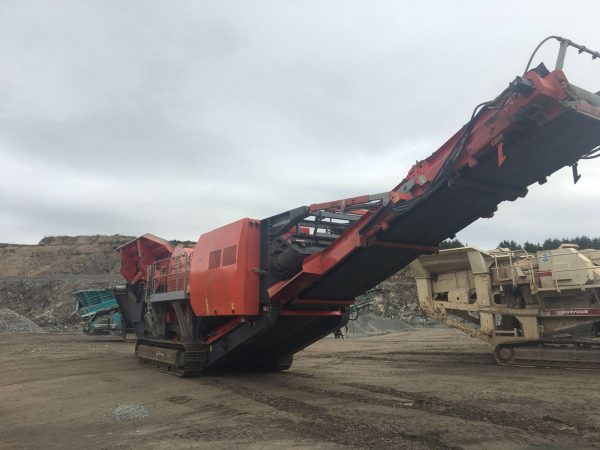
[1,0,600,247]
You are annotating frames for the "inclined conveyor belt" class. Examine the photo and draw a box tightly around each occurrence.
[301,91,600,300]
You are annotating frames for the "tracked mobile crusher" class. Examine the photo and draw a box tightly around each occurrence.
[114,37,600,375]
[411,245,600,368]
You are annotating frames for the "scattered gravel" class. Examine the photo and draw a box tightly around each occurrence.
[346,313,414,336]
[112,403,151,422]
[0,308,45,334]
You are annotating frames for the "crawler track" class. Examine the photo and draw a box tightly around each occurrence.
[135,339,208,377]
[495,340,600,369]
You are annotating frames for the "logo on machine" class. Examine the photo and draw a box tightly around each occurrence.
[548,308,600,316]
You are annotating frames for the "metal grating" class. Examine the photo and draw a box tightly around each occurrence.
[222,245,237,266]
[208,249,222,270]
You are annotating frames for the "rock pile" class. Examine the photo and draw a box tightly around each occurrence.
[345,313,414,336]
[0,308,45,334]
[357,267,433,325]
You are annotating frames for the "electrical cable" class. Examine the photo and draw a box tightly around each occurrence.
[524,35,600,74]
[524,35,562,74]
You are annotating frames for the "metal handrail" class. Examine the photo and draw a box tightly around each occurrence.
[146,253,191,297]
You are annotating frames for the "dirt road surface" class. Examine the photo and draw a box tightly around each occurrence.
[1,327,598,450]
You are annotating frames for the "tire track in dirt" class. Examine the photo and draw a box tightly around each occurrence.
[327,351,496,367]
[276,372,591,443]
[189,377,463,450]
[337,380,595,436]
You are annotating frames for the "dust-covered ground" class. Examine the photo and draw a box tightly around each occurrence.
[2,328,598,450]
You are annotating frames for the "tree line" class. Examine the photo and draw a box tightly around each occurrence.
[440,236,600,252]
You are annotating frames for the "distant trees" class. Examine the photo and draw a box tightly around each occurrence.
[497,236,600,251]
[497,240,521,250]
[523,241,543,252]
[439,236,600,251]
[439,239,465,249]
[169,239,196,247]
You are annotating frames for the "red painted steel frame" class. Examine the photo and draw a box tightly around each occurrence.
[308,194,380,214]
[205,318,245,344]
[280,310,343,317]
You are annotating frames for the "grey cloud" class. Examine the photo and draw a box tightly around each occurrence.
[1,0,600,246]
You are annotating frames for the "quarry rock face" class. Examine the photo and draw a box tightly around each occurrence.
[0,235,131,326]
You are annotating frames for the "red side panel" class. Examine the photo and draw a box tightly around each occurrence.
[189,218,260,317]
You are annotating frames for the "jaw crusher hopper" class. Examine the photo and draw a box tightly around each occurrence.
[115,37,600,375]
[411,245,600,368]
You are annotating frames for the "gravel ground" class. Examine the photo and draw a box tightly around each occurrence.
[112,403,151,422]
[2,329,600,450]
[0,308,44,334]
